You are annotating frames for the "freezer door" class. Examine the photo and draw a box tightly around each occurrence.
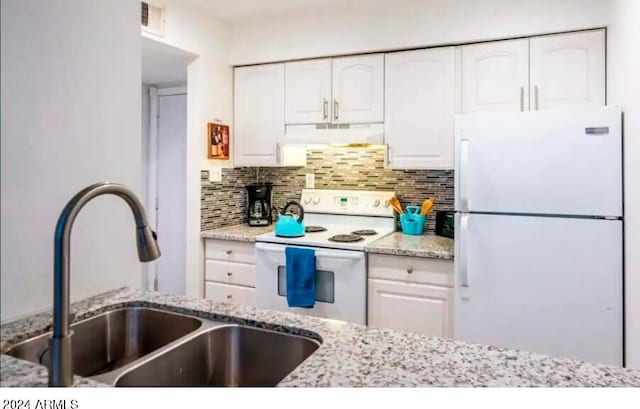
[454,213,623,366]
[455,107,622,217]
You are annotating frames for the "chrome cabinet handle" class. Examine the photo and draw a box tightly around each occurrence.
[534,85,539,111]
[386,143,391,167]
[276,143,281,164]
[333,99,339,122]
[323,98,328,120]
[520,86,524,111]
[226,249,232,255]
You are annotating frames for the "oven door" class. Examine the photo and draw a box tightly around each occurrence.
[255,243,366,324]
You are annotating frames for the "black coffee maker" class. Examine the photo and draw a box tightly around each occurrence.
[246,184,273,226]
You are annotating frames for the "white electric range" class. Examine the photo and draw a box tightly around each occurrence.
[255,189,396,324]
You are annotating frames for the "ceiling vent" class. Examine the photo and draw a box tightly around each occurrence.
[141,2,165,37]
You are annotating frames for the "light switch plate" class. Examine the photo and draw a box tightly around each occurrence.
[209,168,222,182]
[305,173,315,188]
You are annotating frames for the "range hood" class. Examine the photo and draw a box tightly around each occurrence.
[284,123,384,146]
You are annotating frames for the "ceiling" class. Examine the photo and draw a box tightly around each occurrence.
[142,36,198,85]
[164,0,351,22]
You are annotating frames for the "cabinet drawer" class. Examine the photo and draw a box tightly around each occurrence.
[368,254,453,287]
[368,278,453,338]
[205,260,255,287]
[205,239,255,264]
[205,282,255,307]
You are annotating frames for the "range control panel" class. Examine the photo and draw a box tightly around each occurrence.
[301,189,396,217]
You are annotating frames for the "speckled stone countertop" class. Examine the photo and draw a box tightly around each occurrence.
[201,224,273,242]
[2,288,639,387]
[366,232,454,260]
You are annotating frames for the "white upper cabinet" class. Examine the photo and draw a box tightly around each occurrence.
[285,59,332,124]
[462,39,529,113]
[530,29,605,110]
[332,54,384,124]
[384,47,456,169]
[234,64,305,167]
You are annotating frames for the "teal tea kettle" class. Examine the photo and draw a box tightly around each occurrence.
[275,201,305,238]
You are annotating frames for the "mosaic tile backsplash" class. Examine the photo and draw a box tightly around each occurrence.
[201,147,454,234]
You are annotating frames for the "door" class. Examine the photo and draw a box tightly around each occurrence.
[530,29,605,110]
[385,47,455,169]
[455,107,622,216]
[234,64,284,166]
[157,92,187,294]
[255,243,366,324]
[332,54,384,124]
[454,213,622,365]
[368,279,453,337]
[285,59,332,124]
[462,39,529,113]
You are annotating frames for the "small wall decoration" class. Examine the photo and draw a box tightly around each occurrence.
[207,122,230,160]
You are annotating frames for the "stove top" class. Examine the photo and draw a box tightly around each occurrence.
[256,189,397,251]
[257,224,394,251]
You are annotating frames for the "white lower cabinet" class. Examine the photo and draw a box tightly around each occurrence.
[204,239,256,307]
[205,282,256,306]
[368,254,454,338]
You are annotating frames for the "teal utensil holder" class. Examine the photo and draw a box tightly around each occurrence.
[400,206,425,236]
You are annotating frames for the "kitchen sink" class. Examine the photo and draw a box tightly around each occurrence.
[115,325,320,387]
[5,306,321,386]
[5,307,202,377]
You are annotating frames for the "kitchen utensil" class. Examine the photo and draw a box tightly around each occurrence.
[274,201,305,238]
[389,196,404,214]
[420,197,436,215]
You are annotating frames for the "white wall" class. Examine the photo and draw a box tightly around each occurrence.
[228,0,611,65]
[608,0,640,369]
[149,2,232,298]
[1,0,142,320]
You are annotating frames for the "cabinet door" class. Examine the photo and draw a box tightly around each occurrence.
[332,54,384,124]
[368,278,453,338]
[462,39,529,113]
[384,47,455,169]
[285,59,332,124]
[530,29,605,110]
[234,64,284,166]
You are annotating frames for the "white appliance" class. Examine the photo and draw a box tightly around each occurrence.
[454,106,623,366]
[255,189,396,324]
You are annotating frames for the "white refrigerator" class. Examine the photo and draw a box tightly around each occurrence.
[454,106,623,366]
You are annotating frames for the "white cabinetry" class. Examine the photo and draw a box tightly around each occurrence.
[332,54,384,124]
[234,64,306,167]
[368,254,454,338]
[530,29,605,110]
[461,39,529,113]
[204,239,256,306]
[384,47,456,169]
[285,59,332,124]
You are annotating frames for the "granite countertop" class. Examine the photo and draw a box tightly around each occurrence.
[366,232,454,260]
[2,287,639,387]
[201,224,273,242]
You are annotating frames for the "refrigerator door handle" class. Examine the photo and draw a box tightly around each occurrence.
[459,139,470,212]
[458,213,470,299]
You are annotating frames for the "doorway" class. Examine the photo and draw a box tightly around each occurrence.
[142,35,197,294]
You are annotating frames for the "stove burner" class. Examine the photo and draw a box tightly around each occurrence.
[328,234,364,243]
[305,225,327,233]
[352,229,378,236]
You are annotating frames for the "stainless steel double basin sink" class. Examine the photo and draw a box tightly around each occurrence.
[5,307,320,386]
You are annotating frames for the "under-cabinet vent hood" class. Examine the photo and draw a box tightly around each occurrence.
[285,123,384,146]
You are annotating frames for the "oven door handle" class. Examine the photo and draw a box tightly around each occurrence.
[256,244,363,260]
